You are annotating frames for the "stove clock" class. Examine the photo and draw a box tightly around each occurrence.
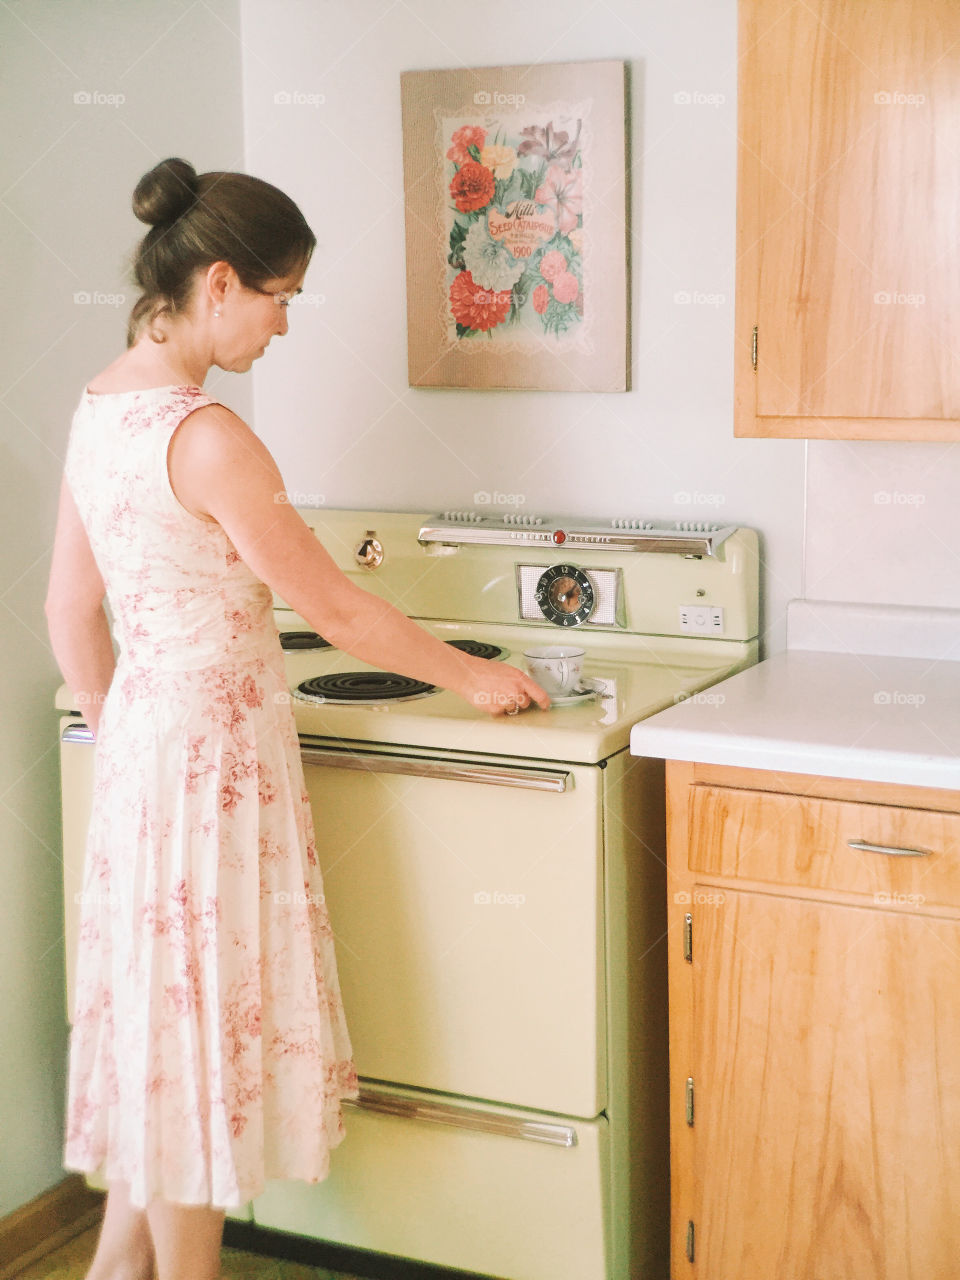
[534,564,595,627]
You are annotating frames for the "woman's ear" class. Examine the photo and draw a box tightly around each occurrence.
[204,260,235,309]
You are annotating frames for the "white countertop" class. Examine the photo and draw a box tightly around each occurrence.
[629,601,960,790]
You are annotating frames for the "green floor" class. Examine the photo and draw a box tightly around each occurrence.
[12,1222,365,1279]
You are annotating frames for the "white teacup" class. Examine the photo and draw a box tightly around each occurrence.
[523,645,586,696]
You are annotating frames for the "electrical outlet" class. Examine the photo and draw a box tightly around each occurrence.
[679,605,724,635]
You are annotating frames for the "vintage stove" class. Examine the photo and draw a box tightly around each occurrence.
[257,507,759,1280]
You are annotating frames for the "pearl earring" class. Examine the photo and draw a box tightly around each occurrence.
[214,309,221,318]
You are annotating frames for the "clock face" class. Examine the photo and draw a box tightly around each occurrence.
[534,564,595,627]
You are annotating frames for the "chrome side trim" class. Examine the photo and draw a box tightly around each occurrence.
[343,1087,578,1147]
[418,521,736,557]
[61,724,95,745]
[300,744,569,792]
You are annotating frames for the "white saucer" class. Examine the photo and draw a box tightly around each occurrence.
[547,686,598,708]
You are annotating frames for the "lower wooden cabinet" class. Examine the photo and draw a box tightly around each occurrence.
[666,761,960,1279]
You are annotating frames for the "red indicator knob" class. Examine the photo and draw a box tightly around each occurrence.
[553,529,566,544]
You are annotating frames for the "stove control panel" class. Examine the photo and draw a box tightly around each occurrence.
[285,508,758,644]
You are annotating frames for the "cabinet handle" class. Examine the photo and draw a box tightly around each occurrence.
[847,839,930,858]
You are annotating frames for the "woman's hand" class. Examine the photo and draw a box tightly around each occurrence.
[457,655,552,717]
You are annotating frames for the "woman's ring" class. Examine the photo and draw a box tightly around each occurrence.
[506,703,520,716]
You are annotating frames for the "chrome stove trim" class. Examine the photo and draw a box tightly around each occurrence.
[419,516,737,557]
[62,723,95,745]
[343,1085,578,1147]
[300,742,570,792]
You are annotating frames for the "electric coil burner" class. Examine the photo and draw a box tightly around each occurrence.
[279,630,331,652]
[444,639,505,661]
[295,671,438,704]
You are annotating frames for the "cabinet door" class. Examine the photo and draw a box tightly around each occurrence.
[689,888,960,1279]
[736,0,960,440]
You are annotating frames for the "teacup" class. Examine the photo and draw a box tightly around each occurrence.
[523,645,586,697]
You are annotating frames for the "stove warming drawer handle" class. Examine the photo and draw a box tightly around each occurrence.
[300,744,570,793]
[343,1086,578,1147]
[62,724,96,744]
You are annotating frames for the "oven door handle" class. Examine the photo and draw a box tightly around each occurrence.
[299,743,570,792]
[343,1086,578,1147]
[62,723,95,745]
[61,727,571,796]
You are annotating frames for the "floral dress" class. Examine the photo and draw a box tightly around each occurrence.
[61,384,359,1209]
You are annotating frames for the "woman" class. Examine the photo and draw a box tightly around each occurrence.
[45,157,549,1280]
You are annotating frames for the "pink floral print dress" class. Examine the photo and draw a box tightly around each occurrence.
[61,384,359,1209]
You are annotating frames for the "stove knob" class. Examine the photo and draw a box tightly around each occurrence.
[355,531,384,568]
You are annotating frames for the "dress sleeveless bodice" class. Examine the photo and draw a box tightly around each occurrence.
[64,385,275,670]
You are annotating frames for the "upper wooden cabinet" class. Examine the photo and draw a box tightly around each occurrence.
[735,0,960,440]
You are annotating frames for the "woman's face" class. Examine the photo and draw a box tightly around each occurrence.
[217,266,306,372]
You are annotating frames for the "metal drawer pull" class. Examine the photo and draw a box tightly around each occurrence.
[300,744,569,792]
[342,1087,578,1147]
[62,724,95,745]
[847,839,930,858]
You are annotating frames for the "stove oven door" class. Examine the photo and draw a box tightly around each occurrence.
[300,739,606,1119]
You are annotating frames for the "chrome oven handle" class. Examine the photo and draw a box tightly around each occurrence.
[300,743,569,792]
[61,723,95,744]
[343,1086,578,1147]
[62,725,570,793]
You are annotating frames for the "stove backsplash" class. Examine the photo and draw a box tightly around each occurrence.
[277,507,759,641]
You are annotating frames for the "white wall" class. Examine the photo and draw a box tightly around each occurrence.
[239,0,806,652]
[804,440,960,609]
[0,0,246,1214]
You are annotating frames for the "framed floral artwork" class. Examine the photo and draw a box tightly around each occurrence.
[400,60,629,391]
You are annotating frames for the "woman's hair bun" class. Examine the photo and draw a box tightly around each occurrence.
[132,157,199,227]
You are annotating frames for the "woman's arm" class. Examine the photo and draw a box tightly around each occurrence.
[45,480,115,737]
[168,406,550,715]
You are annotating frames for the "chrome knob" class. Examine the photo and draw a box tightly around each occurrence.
[354,531,384,568]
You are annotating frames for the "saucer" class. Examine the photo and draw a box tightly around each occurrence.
[547,686,598,708]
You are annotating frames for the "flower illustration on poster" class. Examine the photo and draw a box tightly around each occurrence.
[401,61,626,391]
[443,115,586,344]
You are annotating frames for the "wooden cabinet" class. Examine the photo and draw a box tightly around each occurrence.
[667,761,960,1278]
[735,0,960,441]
